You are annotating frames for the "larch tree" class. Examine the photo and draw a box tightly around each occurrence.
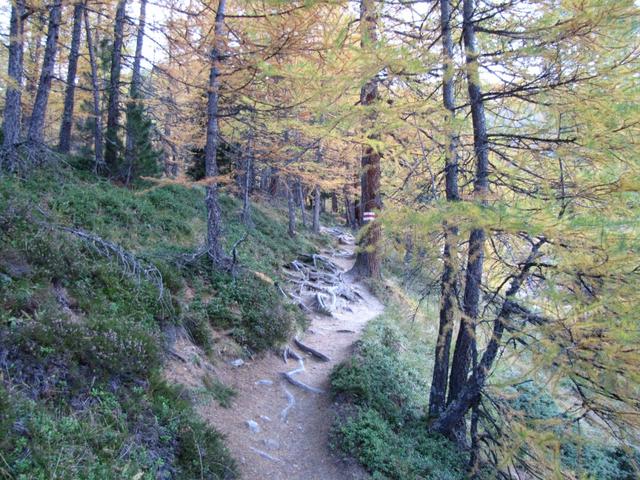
[1,0,26,170]
[27,0,63,144]
[58,1,85,153]
[203,0,228,266]
[123,0,148,184]
[351,0,383,278]
[104,0,127,172]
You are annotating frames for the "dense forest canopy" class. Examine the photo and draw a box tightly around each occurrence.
[1,0,639,478]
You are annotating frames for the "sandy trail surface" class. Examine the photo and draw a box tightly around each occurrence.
[196,228,383,479]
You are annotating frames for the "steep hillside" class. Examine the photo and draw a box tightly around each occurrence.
[0,163,329,479]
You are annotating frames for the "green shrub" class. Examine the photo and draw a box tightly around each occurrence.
[331,314,466,480]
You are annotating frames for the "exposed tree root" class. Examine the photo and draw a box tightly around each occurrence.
[281,371,324,394]
[294,337,331,362]
[249,447,282,463]
[280,386,295,421]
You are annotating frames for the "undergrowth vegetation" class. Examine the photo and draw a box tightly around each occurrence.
[0,162,324,478]
[330,308,468,480]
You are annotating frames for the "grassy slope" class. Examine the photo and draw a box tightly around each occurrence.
[0,163,328,479]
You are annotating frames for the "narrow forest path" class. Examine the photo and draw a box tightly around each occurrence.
[199,227,383,479]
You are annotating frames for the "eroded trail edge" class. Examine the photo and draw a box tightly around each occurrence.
[180,227,383,479]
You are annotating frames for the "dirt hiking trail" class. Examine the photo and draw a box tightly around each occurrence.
[171,227,383,479]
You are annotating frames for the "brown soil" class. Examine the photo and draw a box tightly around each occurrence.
[166,228,383,479]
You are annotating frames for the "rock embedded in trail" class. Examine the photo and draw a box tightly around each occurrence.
[246,420,261,433]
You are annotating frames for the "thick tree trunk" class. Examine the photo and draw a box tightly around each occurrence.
[58,2,84,153]
[27,0,62,144]
[428,0,461,418]
[331,192,338,213]
[445,0,490,442]
[124,0,147,184]
[84,7,104,172]
[204,0,227,266]
[287,180,297,238]
[104,0,127,171]
[1,0,26,170]
[351,0,382,278]
[312,185,321,234]
[432,241,544,435]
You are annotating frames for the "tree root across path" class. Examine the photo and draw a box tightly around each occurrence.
[282,247,362,316]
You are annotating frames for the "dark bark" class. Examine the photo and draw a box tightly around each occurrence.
[241,135,253,227]
[204,0,227,266]
[124,0,147,184]
[58,2,84,153]
[312,185,321,234]
[287,180,297,238]
[26,0,62,144]
[432,241,545,435]
[84,6,104,172]
[446,0,490,439]
[351,0,382,278]
[104,0,127,171]
[297,179,307,228]
[428,0,461,418]
[1,0,26,170]
[331,192,338,213]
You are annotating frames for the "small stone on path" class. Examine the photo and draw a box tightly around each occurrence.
[246,420,260,433]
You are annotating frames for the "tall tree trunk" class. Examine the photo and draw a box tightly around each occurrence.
[446,0,490,433]
[26,0,62,144]
[124,0,148,185]
[428,0,461,418]
[297,179,307,228]
[204,0,227,266]
[312,185,321,234]
[432,241,544,435]
[58,2,84,153]
[351,0,382,278]
[84,6,104,173]
[331,192,338,213]
[287,180,297,238]
[241,133,253,227]
[104,0,127,171]
[1,0,26,171]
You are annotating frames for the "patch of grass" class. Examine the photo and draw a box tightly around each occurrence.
[0,162,329,478]
[202,375,237,408]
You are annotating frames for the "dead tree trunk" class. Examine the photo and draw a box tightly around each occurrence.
[27,0,62,144]
[287,180,297,238]
[312,185,321,234]
[1,0,26,170]
[204,0,228,266]
[104,0,127,172]
[58,1,84,153]
[84,7,104,173]
[428,0,461,419]
[124,0,147,185]
[445,0,490,441]
[351,0,382,278]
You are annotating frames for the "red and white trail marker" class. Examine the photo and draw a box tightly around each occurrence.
[363,211,376,223]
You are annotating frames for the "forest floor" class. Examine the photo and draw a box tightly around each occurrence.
[167,227,383,479]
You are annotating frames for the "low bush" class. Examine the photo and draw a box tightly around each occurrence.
[331,313,466,480]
